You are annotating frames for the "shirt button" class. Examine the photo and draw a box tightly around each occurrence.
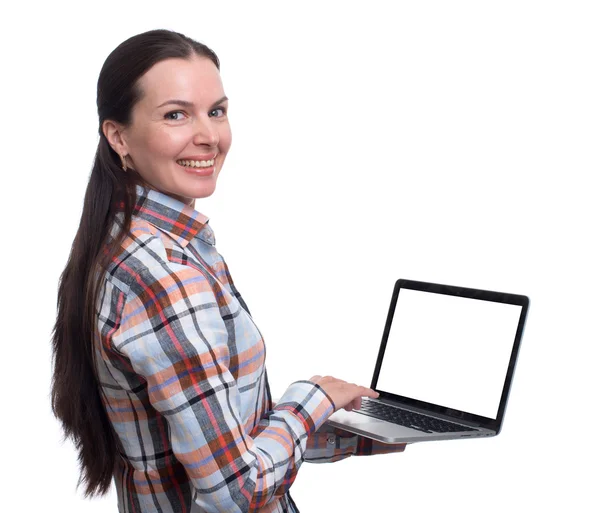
[327,435,336,445]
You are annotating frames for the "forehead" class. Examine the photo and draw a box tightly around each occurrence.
[136,55,224,106]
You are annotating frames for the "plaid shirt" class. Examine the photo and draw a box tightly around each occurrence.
[95,185,405,513]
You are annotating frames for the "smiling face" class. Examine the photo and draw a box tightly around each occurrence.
[103,54,231,206]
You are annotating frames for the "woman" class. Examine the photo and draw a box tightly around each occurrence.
[51,29,406,513]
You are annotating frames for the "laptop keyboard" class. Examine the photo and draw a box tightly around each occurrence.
[356,399,477,434]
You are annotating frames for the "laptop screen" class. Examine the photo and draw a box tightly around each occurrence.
[375,287,523,420]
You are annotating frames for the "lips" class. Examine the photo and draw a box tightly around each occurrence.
[177,153,218,161]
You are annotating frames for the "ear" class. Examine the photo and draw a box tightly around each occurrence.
[102,119,130,157]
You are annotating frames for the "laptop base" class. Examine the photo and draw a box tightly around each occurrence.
[325,407,496,444]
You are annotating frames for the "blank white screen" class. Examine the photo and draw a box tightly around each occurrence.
[376,288,522,419]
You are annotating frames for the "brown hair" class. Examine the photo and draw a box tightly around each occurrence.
[50,29,220,497]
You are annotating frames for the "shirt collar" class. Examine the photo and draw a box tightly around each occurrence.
[132,185,215,247]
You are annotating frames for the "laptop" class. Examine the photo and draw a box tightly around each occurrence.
[325,278,529,444]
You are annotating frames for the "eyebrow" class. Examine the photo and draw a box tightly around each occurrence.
[156,95,228,110]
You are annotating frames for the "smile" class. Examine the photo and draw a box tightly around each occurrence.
[176,158,215,168]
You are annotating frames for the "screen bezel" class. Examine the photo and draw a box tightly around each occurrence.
[370,279,529,433]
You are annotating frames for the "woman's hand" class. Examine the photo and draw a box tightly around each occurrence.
[309,375,379,412]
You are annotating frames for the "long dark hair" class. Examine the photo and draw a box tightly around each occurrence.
[50,29,220,497]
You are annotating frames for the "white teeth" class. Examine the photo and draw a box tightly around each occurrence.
[177,159,215,168]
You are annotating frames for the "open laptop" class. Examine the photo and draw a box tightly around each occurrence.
[325,278,529,443]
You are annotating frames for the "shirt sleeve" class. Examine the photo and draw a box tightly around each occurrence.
[113,261,334,513]
[303,424,408,463]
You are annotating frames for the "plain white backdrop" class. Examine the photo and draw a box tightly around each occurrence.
[1,1,598,511]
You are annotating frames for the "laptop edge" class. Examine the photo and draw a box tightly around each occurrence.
[325,279,530,444]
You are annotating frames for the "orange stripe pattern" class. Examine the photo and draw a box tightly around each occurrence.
[95,185,404,513]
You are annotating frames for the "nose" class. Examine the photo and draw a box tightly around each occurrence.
[193,115,218,147]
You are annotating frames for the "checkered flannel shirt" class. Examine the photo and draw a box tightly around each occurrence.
[94,185,405,513]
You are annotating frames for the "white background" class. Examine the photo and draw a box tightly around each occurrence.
[1,1,598,511]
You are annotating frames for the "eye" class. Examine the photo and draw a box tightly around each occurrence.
[165,110,185,121]
[210,106,227,117]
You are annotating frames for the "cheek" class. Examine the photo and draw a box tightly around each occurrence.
[220,124,233,152]
[144,127,189,157]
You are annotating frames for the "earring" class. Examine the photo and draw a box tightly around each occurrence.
[120,153,128,172]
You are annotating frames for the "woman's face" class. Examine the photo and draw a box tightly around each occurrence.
[106,54,232,206]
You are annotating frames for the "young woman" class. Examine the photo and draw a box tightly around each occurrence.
[51,29,406,513]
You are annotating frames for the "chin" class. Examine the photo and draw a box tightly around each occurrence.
[182,183,217,201]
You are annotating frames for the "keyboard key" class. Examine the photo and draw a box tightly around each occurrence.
[356,400,476,433]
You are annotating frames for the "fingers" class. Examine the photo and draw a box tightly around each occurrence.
[309,375,337,385]
[320,376,336,384]
[310,375,377,396]
[308,374,379,413]
[309,375,334,382]
[361,386,379,398]
[343,397,363,412]
[349,384,379,398]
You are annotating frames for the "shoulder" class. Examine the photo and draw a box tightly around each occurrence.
[103,214,182,294]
